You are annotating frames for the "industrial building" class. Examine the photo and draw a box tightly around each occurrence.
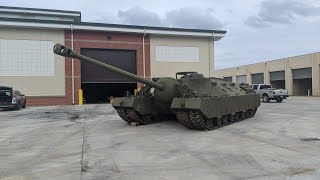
[213,52,320,96]
[0,6,226,106]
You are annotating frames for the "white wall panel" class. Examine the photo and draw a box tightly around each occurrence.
[0,39,54,76]
[0,28,65,96]
[156,46,199,62]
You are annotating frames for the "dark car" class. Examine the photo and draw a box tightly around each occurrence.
[0,86,26,110]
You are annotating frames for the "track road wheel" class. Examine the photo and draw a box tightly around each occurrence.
[203,118,215,130]
[221,116,228,124]
[247,109,254,117]
[245,110,251,118]
[233,113,240,122]
[239,112,246,120]
[214,117,222,126]
[228,114,234,123]
[251,108,257,117]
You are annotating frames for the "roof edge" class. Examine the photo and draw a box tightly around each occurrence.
[80,21,227,34]
[0,17,227,36]
[0,6,81,14]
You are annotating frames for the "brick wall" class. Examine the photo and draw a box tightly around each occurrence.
[27,30,150,106]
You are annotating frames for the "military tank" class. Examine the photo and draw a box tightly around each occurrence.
[53,43,260,130]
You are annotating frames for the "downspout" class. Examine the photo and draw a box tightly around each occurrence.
[71,24,75,105]
[208,32,215,77]
[142,28,147,79]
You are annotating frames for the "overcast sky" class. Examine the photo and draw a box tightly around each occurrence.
[1,0,320,69]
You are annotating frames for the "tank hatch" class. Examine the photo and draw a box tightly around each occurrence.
[176,72,204,79]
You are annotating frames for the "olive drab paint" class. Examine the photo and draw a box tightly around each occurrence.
[54,44,260,131]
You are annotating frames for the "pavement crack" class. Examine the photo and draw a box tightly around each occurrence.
[223,130,320,159]
[300,137,320,142]
[80,109,87,179]
[79,105,101,179]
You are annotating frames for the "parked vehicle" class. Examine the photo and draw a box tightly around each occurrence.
[0,86,26,110]
[250,84,289,102]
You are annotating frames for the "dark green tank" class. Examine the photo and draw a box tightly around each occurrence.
[53,44,260,130]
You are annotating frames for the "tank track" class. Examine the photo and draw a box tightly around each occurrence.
[116,108,132,123]
[116,108,160,125]
[176,110,197,129]
[176,108,257,131]
[116,107,257,130]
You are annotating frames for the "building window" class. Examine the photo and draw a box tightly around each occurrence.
[0,39,54,76]
[156,46,199,62]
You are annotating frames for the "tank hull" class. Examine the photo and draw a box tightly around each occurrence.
[53,44,261,131]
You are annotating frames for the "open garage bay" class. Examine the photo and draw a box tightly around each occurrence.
[0,97,320,179]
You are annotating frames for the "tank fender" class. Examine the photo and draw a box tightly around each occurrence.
[171,94,260,119]
[171,98,203,110]
[171,98,220,118]
[112,97,153,115]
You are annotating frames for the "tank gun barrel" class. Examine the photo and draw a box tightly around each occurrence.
[53,43,164,90]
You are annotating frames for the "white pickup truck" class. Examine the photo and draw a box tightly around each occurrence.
[250,84,289,102]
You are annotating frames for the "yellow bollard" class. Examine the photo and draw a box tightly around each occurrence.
[79,89,83,105]
[134,88,141,95]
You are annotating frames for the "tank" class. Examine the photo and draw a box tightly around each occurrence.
[53,43,260,130]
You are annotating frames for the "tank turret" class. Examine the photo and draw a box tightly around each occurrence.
[53,44,260,130]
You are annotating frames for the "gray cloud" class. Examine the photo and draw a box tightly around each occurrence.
[166,7,224,29]
[118,7,164,27]
[115,6,224,29]
[2,0,320,70]
[245,0,320,27]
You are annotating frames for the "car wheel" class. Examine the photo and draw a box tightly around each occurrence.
[22,100,26,108]
[16,102,22,110]
[276,97,283,103]
[262,94,270,102]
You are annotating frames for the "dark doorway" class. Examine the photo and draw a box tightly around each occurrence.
[293,79,312,96]
[292,68,312,96]
[236,75,246,84]
[270,71,285,89]
[251,73,264,84]
[80,48,137,103]
[82,83,136,103]
[271,80,285,89]
[80,48,137,83]
[224,76,232,82]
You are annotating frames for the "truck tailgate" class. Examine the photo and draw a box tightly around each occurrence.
[275,89,288,95]
[0,90,12,103]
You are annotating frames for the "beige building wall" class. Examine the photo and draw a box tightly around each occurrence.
[0,27,65,96]
[150,35,214,78]
[213,52,320,96]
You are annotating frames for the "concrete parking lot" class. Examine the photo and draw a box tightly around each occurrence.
[0,97,320,180]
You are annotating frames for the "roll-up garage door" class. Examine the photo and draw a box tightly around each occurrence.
[251,73,264,84]
[224,76,232,82]
[236,75,246,83]
[292,68,312,79]
[81,49,136,83]
[270,71,285,81]
[292,68,312,96]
